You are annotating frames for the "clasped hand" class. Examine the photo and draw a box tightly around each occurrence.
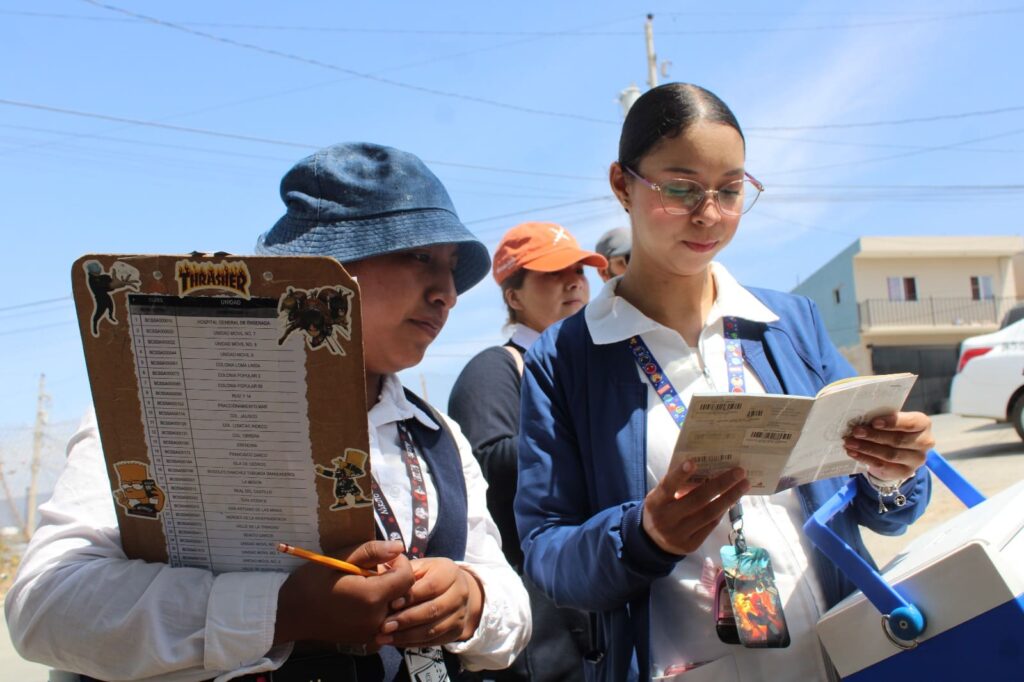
[376,557,484,648]
[274,541,484,651]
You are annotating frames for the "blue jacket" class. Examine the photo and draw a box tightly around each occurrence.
[514,288,931,682]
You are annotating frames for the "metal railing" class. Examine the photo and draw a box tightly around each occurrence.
[858,296,1022,329]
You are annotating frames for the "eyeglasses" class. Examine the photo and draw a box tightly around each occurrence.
[624,166,765,216]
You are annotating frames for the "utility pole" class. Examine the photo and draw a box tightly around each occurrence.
[620,14,671,117]
[0,448,26,538]
[645,14,658,89]
[25,373,48,539]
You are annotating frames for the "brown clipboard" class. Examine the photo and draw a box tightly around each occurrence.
[71,253,372,569]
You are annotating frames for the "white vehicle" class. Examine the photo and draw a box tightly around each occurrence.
[949,319,1024,440]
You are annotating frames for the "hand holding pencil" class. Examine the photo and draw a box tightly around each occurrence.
[277,542,377,577]
[273,539,414,647]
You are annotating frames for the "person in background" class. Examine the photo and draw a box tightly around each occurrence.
[514,83,935,682]
[6,142,530,682]
[594,226,631,282]
[449,221,606,682]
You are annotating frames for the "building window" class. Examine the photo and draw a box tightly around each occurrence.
[832,287,841,304]
[886,276,918,302]
[970,275,994,300]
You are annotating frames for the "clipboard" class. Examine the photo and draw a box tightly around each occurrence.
[72,253,372,572]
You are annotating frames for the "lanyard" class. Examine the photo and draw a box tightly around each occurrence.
[370,420,429,559]
[628,316,748,525]
[627,316,747,429]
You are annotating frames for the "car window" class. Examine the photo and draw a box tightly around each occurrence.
[1000,304,1024,329]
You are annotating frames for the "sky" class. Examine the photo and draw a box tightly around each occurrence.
[1,1,1023,495]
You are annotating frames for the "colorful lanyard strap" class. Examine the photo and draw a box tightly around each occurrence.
[370,420,429,559]
[628,316,747,526]
[627,316,747,429]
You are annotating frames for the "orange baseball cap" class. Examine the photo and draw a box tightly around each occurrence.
[492,222,608,284]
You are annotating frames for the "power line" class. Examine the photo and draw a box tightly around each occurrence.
[747,105,1024,132]
[769,126,1024,176]
[80,1,618,126]
[11,7,1023,34]
[0,321,74,338]
[0,100,610,181]
[748,131,1020,155]
[465,196,615,225]
[0,296,72,313]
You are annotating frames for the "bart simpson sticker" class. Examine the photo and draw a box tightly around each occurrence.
[277,285,355,355]
[175,259,252,299]
[315,449,372,510]
[83,260,141,337]
[112,460,166,519]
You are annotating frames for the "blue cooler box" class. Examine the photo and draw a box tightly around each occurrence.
[806,451,1024,680]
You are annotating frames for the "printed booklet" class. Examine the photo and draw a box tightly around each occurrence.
[670,373,917,493]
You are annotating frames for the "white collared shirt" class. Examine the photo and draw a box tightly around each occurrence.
[6,375,530,680]
[509,323,541,351]
[585,263,831,682]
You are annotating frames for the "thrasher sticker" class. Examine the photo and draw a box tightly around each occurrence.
[175,259,252,299]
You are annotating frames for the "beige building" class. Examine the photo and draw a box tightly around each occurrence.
[793,236,1024,413]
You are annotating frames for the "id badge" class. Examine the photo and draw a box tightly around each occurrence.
[719,545,790,648]
[403,645,449,682]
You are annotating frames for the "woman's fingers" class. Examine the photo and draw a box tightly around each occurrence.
[643,461,749,555]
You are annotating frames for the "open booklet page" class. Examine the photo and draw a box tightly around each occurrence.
[670,373,916,494]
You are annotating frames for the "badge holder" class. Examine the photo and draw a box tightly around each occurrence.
[403,646,449,681]
[717,504,791,648]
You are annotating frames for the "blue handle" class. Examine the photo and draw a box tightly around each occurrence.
[802,449,984,641]
[925,449,985,508]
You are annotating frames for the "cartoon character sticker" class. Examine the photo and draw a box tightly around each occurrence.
[112,460,166,519]
[277,286,355,355]
[83,260,141,337]
[315,448,373,510]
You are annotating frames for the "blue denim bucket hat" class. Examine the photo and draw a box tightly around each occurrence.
[255,142,490,294]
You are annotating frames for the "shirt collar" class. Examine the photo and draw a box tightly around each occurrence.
[368,374,440,431]
[584,262,779,345]
[510,323,542,350]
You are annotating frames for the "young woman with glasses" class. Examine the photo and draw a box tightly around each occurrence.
[514,83,936,682]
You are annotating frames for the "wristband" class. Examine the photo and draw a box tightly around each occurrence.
[864,472,909,513]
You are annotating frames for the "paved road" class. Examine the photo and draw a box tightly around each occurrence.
[861,413,1024,566]
[1,414,1020,680]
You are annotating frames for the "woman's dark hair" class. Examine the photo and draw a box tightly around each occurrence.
[618,83,744,171]
[500,268,528,326]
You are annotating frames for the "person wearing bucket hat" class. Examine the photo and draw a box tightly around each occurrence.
[256,142,490,294]
[259,144,529,679]
[448,221,605,682]
[5,143,529,682]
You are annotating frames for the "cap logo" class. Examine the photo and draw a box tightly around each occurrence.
[549,226,568,244]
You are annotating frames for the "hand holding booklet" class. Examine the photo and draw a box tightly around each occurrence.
[670,373,917,494]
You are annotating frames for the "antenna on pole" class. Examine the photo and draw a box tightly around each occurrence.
[645,14,658,89]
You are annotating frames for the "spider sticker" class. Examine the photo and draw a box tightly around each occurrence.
[277,285,355,355]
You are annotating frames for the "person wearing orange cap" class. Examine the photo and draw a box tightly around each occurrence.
[448,221,605,682]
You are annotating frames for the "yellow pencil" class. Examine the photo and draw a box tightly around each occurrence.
[276,542,375,577]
